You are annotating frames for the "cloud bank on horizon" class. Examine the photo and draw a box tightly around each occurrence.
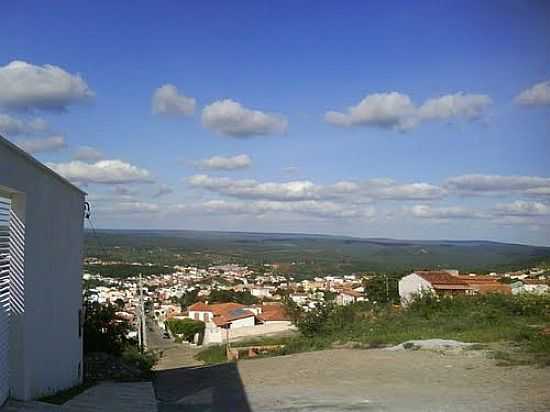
[1,1,549,245]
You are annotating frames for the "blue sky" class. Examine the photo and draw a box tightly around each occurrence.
[1,1,549,245]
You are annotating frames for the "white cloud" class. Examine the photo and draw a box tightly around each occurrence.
[16,135,66,154]
[152,84,196,116]
[73,146,103,162]
[97,201,161,215]
[153,184,173,198]
[189,174,317,201]
[515,80,550,106]
[417,93,492,120]
[325,91,491,131]
[201,199,375,220]
[325,92,416,130]
[188,174,445,203]
[408,205,484,219]
[445,174,550,196]
[0,113,48,136]
[202,99,287,137]
[197,154,252,170]
[495,201,550,217]
[47,159,153,184]
[0,60,94,111]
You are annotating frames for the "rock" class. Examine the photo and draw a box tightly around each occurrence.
[384,339,475,352]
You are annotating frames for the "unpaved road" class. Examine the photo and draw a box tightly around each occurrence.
[154,348,550,411]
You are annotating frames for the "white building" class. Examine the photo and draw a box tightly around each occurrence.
[1,135,85,402]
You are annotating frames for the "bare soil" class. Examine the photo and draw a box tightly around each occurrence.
[237,348,550,412]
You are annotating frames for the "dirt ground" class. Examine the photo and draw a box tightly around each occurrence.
[236,348,550,412]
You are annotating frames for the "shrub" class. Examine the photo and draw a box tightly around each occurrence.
[166,318,205,342]
[83,301,130,355]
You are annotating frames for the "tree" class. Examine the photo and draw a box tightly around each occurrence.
[178,289,200,311]
[363,274,400,304]
[165,319,205,342]
[208,289,258,305]
[84,302,131,355]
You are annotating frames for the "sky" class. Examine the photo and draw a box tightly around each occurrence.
[1,1,549,245]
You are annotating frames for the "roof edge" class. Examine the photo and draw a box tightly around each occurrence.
[0,134,86,196]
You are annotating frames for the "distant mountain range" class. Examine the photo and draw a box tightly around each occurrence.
[85,229,550,275]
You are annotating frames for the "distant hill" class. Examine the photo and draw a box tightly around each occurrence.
[85,229,550,277]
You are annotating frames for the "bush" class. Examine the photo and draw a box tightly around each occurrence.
[195,345,227,364]
[121,346,158,374]
[166,318,205,342]
[84,301,131,355]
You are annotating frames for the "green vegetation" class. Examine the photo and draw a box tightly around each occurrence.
[278,294,550,366]
[195,294,550,367]
[165,318,205,342]
[83,301,131,355]
[208,289,258,305]
[195,345,227,364]
[84,263,173,278]
[121,346,158,376]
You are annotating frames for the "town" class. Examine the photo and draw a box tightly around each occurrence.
[83,257,550,346]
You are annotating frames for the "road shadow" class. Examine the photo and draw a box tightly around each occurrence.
[153,362,252,412]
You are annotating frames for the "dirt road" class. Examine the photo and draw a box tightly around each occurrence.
[153,347,550,411]
[238,348,550,411]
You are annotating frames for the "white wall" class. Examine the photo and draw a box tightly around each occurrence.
[398,273,434,306]
[1,137,84,400]
[229,316,255,329]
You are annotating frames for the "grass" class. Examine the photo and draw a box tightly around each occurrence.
[197,293,550,367]
[38,382,95,405]
[195,345,227,364]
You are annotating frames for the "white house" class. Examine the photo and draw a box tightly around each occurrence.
[1,135,85,402]
[335,289,364,306]
[398,270,474,305]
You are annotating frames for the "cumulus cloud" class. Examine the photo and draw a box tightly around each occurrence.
[47,160,153,184]
[197,154,252,170]
[325,91,491,131]
[515,80,550,106]
[0,113,48,136]
[202,99,287,137]
[188,174,445,202]
[153,184,173,198]
[445,174,550,196]
[408,205,484,219]
[73,146,103,162]
[201,199,375,220]
[0,60,94,111]
[495,201,550,217]
[152,84,196,116]
[16,135,66,154]
[189,174,317,201]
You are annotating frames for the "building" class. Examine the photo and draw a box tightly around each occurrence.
[1,135,85,402]
[398,270,474,305]
[335,289,364,306]
[188,302,292,344]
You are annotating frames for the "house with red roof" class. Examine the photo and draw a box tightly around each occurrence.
[399,270,475,305]
[187,301,292,344]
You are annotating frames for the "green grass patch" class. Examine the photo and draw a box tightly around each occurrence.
[195,345,227,364]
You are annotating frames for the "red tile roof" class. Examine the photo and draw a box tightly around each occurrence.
[415,271,470,287]
[258,303,290,322]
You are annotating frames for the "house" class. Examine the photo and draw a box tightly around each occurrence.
[455,276,512,295]
[188,302,292,344]
[399,270,475,305]
[511,279,550,295]
[336,289,364,306]
[188,302,258,329]
[1,135,85,401]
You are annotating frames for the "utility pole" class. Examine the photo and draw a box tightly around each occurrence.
[137,273,147,353]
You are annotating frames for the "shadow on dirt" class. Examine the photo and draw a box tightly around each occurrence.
[153,362,252,412]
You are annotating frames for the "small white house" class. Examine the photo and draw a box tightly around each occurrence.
[1,135,85,402]
[399,270,473,305]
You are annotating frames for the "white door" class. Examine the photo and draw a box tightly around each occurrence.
[0,196,10,404]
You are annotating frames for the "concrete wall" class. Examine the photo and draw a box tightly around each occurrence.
[398,273,434,306]
[1,137,84,400]
[229,316,255,329]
